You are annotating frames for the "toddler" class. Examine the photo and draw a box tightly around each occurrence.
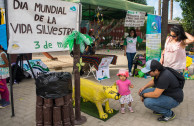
[116,69,134,114]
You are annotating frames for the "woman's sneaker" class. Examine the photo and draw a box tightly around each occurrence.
[1,101,10,107]
[157,111,176,122]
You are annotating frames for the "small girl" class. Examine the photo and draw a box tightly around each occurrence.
[116,69,134,114]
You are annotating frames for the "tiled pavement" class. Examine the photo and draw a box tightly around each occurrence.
[0,50,194,126]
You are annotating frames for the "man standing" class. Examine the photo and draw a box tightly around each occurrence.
[139,60,184,122]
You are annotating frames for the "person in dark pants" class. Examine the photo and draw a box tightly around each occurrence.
[139,60,183,122]
[124,29,145,76]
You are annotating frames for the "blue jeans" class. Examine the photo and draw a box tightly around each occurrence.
[126,52,136,73]
[141,88,179,117]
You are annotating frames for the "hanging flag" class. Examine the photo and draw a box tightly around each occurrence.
[146,14,161,61]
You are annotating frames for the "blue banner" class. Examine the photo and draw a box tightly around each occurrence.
[146,14,161,61]
[0,24,7,50]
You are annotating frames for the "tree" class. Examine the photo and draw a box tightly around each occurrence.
[170,0,173,20]
[175,0,194,33]
[161,0,169,49]
[127,0,147,5]
[158,0,161,15]
[174,17,181,21]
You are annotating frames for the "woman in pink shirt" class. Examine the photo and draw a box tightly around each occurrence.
[160,25,194,72]
[116,69,134,114]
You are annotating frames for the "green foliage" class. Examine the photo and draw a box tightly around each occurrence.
[173,17,181,21]
[127,0,147,5]
[174,0,194,34]
[103,36,112,45]
[137,42,146,50]
[140,18,147,37]
[185,44,193,51]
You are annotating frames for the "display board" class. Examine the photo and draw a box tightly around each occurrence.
[146,14,161,61]
[96,57,113,81]
[7,0,79,54]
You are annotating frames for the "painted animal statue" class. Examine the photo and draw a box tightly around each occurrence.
[72,78,120,119]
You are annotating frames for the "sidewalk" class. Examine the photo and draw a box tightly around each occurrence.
[0,49,194,126]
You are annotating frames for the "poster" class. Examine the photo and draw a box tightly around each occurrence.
[96,57,113,80]
[96,68,110,81]
[0,24,7,50]
[146,14,161,61]
[19,59,49,78]
[7,0,79,54]
[124,10,146,27]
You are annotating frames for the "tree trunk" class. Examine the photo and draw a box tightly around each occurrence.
[73,39,81,120]
[170,0,173,20]
[161,0,169,50]
[158,0,161,15]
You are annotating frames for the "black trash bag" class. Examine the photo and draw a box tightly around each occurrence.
[36,72,72,99]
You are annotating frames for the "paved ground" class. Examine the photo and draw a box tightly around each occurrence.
[0,49,194,126]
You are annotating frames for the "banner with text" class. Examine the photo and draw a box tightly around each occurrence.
[124,10,145,27]
[7,0,79,54]
[146,14,161,61]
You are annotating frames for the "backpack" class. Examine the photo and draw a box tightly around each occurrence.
[165,67,185,89]
[7,64,26,84]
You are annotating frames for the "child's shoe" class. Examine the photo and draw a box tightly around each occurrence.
[0,99,5,105]
[1,101,10,107]
[0,99,3,105]
[120,108,125,114]
[128,107,134,113]
[0,105,5,109]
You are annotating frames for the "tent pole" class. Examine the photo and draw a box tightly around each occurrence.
[23,55,36,80]
[4,0,15,117]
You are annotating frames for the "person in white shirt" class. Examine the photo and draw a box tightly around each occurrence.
[124,29,145,76]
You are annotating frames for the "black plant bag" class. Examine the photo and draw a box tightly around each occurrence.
[35,72,72,99]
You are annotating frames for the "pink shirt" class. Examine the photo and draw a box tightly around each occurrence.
[116,79,131,96]
[163,37,186,70]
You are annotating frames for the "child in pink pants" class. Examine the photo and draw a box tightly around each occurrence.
[0,45,10,108]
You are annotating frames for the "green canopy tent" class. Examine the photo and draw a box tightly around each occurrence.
[63,0,154,20]
[62,0,154,124]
